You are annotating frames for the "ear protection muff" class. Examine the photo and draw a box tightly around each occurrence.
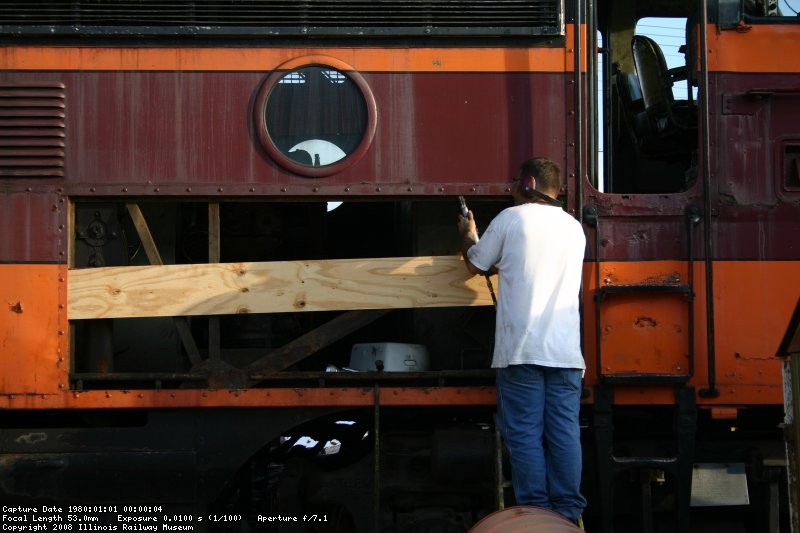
[518,175,535,197]
[515,175,564,207]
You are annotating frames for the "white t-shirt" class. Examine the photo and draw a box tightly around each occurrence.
[467,203,586,369]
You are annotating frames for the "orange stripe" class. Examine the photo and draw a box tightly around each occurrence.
[582,260,797,406]
[706,23,800,73]
[2,260,794,409]
[0,26,580,73]
[0,45,568,73]
[0,387,496,409]
[0,264,68,396]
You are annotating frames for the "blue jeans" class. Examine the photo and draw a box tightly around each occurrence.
[496,364,587,522]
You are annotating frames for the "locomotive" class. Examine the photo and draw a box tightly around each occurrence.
[1,0,799,531]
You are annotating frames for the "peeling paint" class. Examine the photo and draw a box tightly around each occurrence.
[15,432,48,445]
[635,316,658,328]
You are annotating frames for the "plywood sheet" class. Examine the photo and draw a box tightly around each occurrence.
[68,256,497,319]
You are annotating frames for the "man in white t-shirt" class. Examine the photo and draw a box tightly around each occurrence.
[457,157,587,525]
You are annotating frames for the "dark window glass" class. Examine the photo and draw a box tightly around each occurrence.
[265,67,367,167]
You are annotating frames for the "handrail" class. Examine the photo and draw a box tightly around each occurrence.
[698,0,720,398]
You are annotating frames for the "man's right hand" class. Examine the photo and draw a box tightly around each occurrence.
[458,210,478,241]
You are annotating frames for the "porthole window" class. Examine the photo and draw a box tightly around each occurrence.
[255,57,377,177]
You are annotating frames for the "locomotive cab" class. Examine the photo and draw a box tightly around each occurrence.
[597,0,701,194]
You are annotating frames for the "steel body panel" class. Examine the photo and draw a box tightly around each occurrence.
[706,23,800,74]
[0,44,576,73]
[1,260,793,408]
[583,67,800,262]
[582,214,700,261]
[582,203,800,261]
[582,260,796,407]
[710,70,800,261]
[0,382,497,410]
[0,70,571,197]
[0,191,65,263]
[712,72,800,195]
[0,264,67,396]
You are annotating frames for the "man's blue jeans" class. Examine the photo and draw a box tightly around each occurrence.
[496,364,587,522]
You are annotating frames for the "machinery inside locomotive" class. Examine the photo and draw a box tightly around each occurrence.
[70,199,506,389]
[69,198,509,532]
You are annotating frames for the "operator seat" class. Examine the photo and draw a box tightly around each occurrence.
[615,71,649,146]
[630,34,697,156]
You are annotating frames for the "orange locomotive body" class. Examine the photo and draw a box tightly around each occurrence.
[1,0,799,531]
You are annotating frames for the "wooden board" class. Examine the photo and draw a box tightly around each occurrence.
[68,256,497,320]
[244,308,392,377]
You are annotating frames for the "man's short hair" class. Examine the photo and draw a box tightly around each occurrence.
[520,157,561,196]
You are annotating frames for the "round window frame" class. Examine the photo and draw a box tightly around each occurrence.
[254,55,378,178]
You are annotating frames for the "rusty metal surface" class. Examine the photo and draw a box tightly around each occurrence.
[583,70,800,263]
[0,190,65,262]
[0,71,569,197]
[714,73,800,207]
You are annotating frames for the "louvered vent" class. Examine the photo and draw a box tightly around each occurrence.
[0,0,562,36]
[0,84,66,178]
